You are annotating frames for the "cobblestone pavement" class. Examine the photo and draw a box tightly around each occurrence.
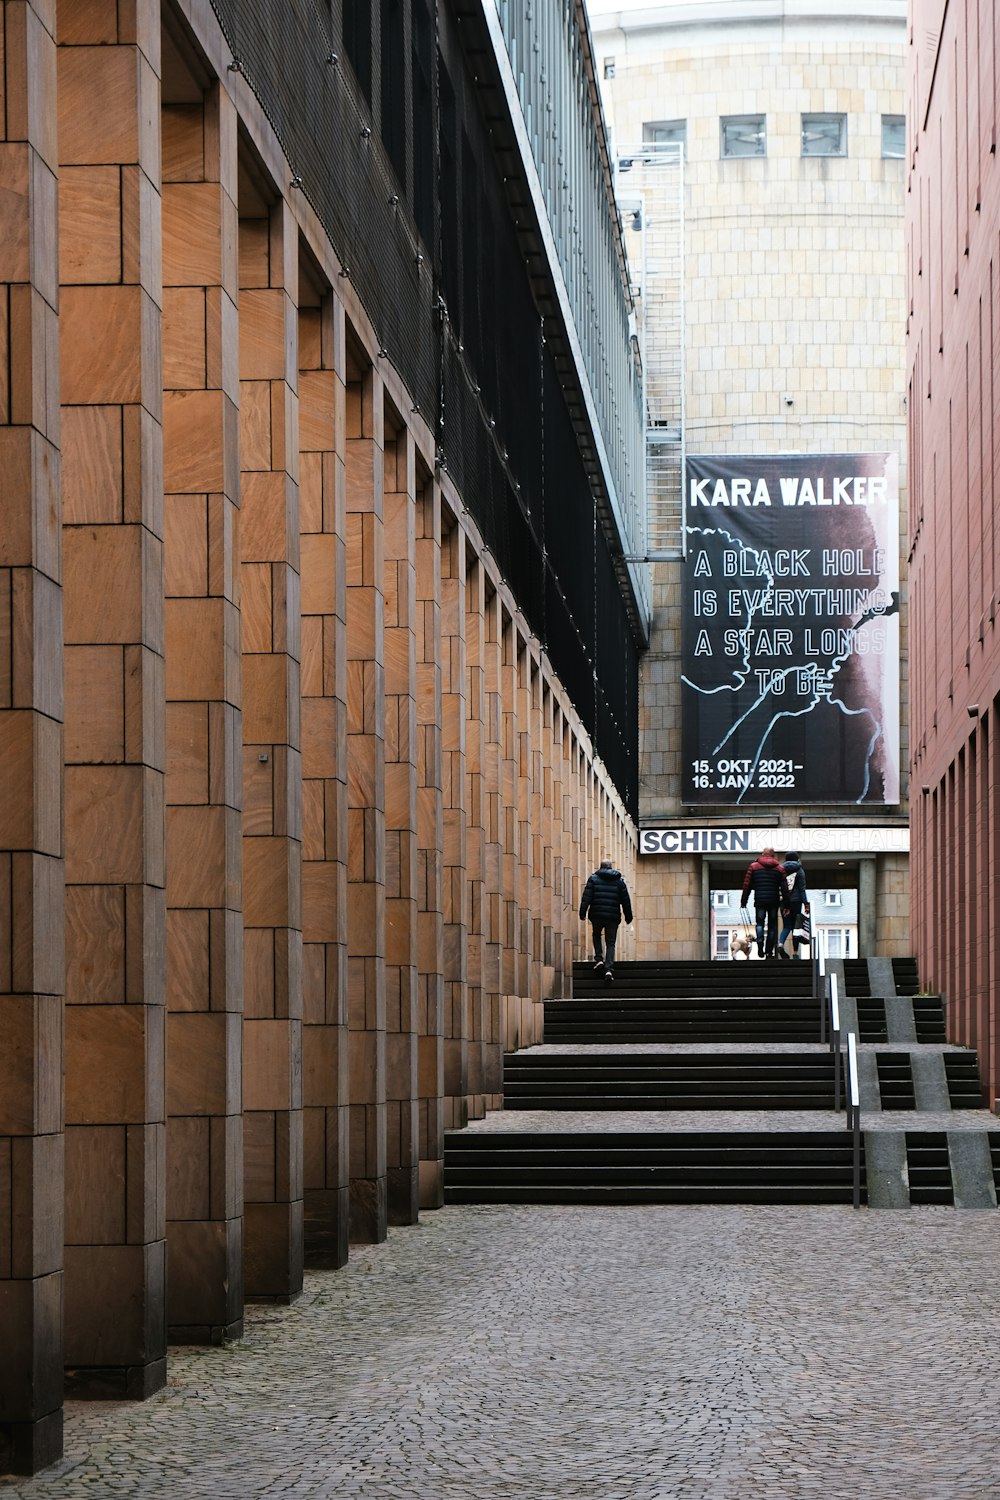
[5,1205,1000,1500]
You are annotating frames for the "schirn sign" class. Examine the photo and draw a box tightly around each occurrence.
[640,826,910,855]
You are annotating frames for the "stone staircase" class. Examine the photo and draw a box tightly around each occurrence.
[545,960,817,1043]
[502,1051,838,1111]
[444,956,1000,1209]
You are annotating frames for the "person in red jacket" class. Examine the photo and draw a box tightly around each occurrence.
[739,847,791,960]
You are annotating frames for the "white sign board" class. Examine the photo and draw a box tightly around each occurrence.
[640,826,909,855]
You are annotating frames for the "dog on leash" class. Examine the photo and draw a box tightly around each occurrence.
[729,928,754,960]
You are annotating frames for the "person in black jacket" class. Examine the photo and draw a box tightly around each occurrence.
[739,847,791,960]
[778,850,808,960]
[579,859,633,984]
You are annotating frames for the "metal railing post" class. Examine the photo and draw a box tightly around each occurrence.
[847,1031,862,1209]
[830,972,841,1112]
[818,951,827,1043]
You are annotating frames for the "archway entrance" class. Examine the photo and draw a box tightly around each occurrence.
[707,858,860,960]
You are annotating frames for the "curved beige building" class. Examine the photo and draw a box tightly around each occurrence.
[590,0,910,956]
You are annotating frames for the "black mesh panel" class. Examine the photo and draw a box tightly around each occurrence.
[204,0,640,816]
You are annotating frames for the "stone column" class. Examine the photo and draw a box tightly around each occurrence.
[440,520,468,1127]
[565,721,580,972]
[566,722,579,970]
[539,683,555,993]
[59,4,167,1399]
[548,700,567,995]
[345,361,386,1243]
[161,82,243,1344]
[527,651,541,1007]
[464,556,486,1118]
[577,742,591,961]
[528,663,544,1002]
[415,480,444,1206]
[515,642,537,1036]
[238,199,304,1300]
[567,734,579,964]
[500,612,521,1049]
[481,587,504,1104]
[589,765,600,885]
[383,417,418,1224]
[0,0,63,1472]
[858,856,876,958]
[299,293,349,1268]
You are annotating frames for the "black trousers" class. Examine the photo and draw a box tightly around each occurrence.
[591,918,620,968]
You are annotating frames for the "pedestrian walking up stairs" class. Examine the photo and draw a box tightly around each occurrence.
[444,957,1000,1208]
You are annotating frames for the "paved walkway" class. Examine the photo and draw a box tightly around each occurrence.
[5,1204,1000,1500]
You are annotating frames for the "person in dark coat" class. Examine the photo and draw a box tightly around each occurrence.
[778,850,808,960]
[579,859,633,984]
[739,847,791,960]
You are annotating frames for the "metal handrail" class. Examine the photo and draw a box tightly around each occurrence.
[817,951,827,1042]
[824,969,863,1207]
[828,972,841,1111]
[846,1031,862,1209]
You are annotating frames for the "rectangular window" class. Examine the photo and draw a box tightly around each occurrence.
[882,114,905,158]
[343,0,372,105]
[825,890,843,906]
[643,119,687,155]
[411,0,434,245]
[721,114,765,158]
[801,113,846,157]
[824,926,851,958]
[714,930,730,960]
[712,890,729,907]
[380,0,406,189]
[438,63,458,315]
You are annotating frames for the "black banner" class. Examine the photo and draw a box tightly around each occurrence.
[682,453,899,806]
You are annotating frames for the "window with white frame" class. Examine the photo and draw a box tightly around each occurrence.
[825,890,843,906]
[801,113,847,157]
[712,890,730,907]
[721,114,765,158]
[714,929,730,960]
[824,927,851,958]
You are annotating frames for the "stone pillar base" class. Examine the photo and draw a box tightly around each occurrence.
[387,1166,419,1226]
[349,1177,387,1244]
[243,1205,304,1302]
[0,1411,64,1477]
[168,1318,244,1346]
[64,1359,167,1402]
[304,1189,350,1270]
[419,1158,444,1209]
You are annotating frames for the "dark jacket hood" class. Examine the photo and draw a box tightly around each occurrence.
[596,868,622,881]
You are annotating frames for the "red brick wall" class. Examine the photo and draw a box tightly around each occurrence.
[908,0,1000,1101]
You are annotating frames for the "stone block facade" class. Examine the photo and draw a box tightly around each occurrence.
[0,0,636,1473]
[593,6,910,956]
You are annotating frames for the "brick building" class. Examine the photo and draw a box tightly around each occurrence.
[0,0,647,1473]
[907,0,1000,1105]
